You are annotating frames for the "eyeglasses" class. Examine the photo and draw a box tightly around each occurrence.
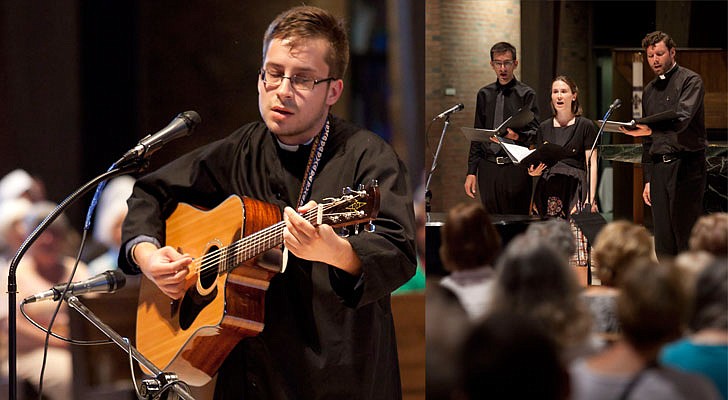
[260,69,336,91]
[492,61,515,68]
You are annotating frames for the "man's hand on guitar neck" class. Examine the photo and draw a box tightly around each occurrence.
[133,241,192,299]
[283,201,362,277]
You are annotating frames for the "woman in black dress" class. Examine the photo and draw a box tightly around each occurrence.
[528,75,598,267]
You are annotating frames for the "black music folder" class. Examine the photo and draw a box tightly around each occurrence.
[598,110,680,133]
[460,107,535,141]
[498,141,572,168]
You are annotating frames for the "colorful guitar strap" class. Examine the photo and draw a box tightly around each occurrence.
[282,116,330,273]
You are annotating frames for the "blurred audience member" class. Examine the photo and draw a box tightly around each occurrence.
[88,176,135,275]
[0,169,46,203]
[689,212,728,257]
[438,202,501,319]
[582,220,655,344]
[489,235,593,361]
[0,198,33,264]
[524,218,576,261]
[425,282,469,400]
[570,261,720,399]
[0,201,88,400]
[458,312,570,400]
[673,250,715,295]
[661,258,728,399]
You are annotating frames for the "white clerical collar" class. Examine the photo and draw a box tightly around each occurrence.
[659,63,678,80]
[275,136,315,152]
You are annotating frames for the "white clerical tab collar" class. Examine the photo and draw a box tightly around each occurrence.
[659,63,678,80]
[275,136,315,152]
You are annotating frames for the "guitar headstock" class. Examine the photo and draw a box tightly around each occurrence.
[307,181,380,229]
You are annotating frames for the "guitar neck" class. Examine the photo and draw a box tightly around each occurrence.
[224,207,324,273]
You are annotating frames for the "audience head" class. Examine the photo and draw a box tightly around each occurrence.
[491,235,591,354]
[426,283,470,400]
[93,176,135,251]
[617,260,689,351]
[22,201,71,267]
[673,250,715,296]
[689,212,728,256]
[459,312,570,400]
[439,202,501,272]
[593,220,654,286]
[0,198,32,256]
[550,75,583,117]
[525,219,576,261]
[0,169,46,203]
[689,258,728,332]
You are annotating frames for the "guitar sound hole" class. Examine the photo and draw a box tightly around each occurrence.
[179,285,218,330]
[199,245,220,290]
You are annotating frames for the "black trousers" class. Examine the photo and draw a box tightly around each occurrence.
[649,151,706,258]
[476,159,532,215]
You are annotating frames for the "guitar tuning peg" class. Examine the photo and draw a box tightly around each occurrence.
[338,227,350,238]
[342,187,353,195]
[366,221,376,233]
[354,224,360,235]
[357,183,364,191]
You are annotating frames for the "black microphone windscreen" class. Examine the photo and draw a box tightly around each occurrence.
[182,110,202,126]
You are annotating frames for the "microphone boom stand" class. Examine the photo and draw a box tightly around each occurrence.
[65,295,196,399]
[585,106,617,209]
[6,161,146,400]
[425,115,451,214]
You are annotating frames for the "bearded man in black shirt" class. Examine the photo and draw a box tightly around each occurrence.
[622,31,707,258]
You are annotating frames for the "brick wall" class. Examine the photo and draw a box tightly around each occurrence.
[425,0,521,212]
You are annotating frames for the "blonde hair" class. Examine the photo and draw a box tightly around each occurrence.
[689,213,728,256]
[593,221,654,286]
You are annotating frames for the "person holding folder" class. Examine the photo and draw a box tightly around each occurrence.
[620,31,707,259]
[464,42,539,214]
[528,76,598,266]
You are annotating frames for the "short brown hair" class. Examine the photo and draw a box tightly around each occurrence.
[262,6,349,79]
[689,212,728,256]
[490,42,517,61]
[618,260,689,349]
[641,31,677,50]
[439,203,501,271]
[593,220,654,286]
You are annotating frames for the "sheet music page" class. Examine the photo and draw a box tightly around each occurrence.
[501,142,534,163]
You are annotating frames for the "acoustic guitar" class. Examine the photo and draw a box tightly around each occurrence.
[135,184,380,386]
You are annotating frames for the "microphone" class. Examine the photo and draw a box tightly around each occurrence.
[608,98,622,110]
[119,111,201,163]
[23,270,127,304]
[434,103,465,120]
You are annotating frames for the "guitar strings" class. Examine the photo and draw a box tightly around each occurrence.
[187,199,355,276]
[190,202,336,275]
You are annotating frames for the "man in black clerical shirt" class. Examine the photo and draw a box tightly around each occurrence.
[119,6,416,399]
[464,42,539,215]
[622,31,707,258]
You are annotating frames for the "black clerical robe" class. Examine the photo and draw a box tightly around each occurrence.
[641,64,707,256]
[119,115,417,399]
